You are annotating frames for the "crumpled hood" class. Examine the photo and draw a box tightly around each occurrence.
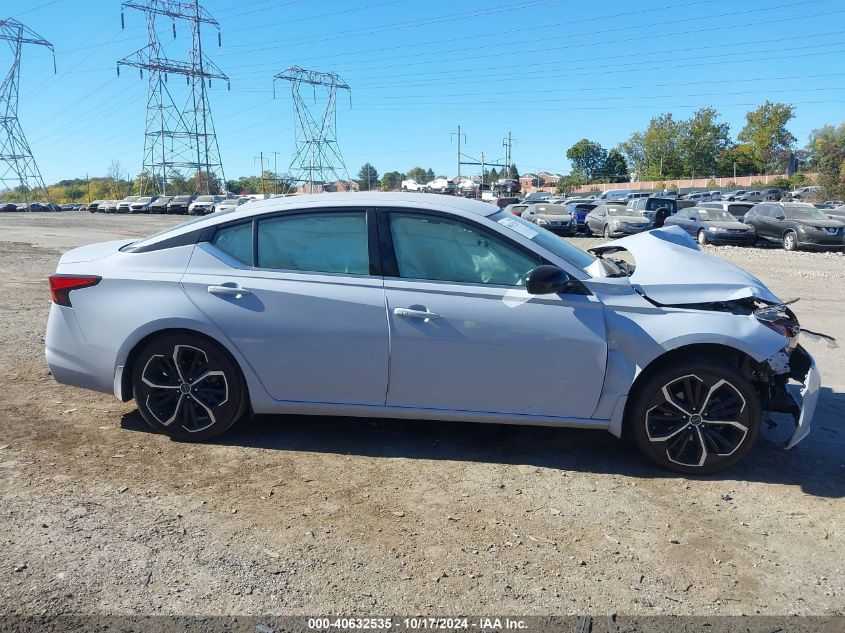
[589,225,781,305]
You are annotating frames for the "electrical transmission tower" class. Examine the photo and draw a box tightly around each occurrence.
[0,18,55,204]
[119,0,228,195]
[274,66,350,194]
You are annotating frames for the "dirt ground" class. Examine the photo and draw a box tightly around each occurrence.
[0,211,843,619]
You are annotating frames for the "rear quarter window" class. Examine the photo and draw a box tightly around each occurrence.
[212,222,253,265]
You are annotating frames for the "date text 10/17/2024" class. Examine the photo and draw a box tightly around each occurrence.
[307,618,528,631]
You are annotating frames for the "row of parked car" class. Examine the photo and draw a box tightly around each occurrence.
[81,194,242,215]
[401,177,521,197]
[503,195,845,252]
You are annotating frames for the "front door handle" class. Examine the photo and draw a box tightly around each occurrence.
[394,307,441,321]
[208,284,252,298]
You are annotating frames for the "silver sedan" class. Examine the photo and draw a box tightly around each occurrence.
[45,193,819,474]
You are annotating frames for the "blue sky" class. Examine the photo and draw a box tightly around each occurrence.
[6,0,845,184]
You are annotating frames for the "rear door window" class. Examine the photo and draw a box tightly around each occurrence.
[257,212,370,275]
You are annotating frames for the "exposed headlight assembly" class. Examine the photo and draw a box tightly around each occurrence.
[755,303,800,349]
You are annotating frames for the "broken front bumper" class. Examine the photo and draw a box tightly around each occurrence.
[765,345,820,450]
[785,355,820,449]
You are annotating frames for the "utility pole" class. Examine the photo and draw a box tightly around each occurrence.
[270,151,281,194]
[0,19,55,205]
[733,161,737,181]
[480,151,485,199]
[254,152,269,194]
[86,173,90,203]
[451,125,466,182]
[502,131,514,178]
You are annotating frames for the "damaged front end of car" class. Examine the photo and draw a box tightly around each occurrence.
[750,302,821,449]
[589,226,825,450]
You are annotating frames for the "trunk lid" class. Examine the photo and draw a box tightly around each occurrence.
[58,239,131,264]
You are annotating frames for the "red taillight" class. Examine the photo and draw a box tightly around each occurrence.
[48,275,101,307]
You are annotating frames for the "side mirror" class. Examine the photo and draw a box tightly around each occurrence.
[526,265,573,295]
[775,215,785,220]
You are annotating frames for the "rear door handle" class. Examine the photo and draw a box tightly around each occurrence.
[208,284,252,297]
[394,307,441,321]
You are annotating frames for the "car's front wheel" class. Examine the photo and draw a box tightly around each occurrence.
[697,229,708,245]
[132,333,248,441]
[603,224,611,239]
[783,230,798,251]
[627,357,760,474]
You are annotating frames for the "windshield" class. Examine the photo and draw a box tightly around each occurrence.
[607,206,635,216]
[491,211,597,272]
[697,209,735,222]
[784,205,829,220]
[135,197,153,204]
[196,196,215,202]
[171,196,191,202]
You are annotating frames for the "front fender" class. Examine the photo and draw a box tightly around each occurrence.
[593,305,789,435]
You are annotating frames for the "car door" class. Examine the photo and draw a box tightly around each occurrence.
[686,209,701,236]
[180,209,389,406]
[751,205,774,238]
[378,209,607,419]
[588,207,605,232]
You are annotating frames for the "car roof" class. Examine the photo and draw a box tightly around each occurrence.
[131,192,502,247]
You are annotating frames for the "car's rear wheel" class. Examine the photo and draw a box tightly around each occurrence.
[627,357,760,474]
[697,229,708,245]
[132,333,248,441]
[783,231,798,251]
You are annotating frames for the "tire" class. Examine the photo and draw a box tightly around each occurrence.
[603,224,611,239]
[131,333,248,441]
[783,231,798,251]
[627,357,761,475]
[697,229,708,245]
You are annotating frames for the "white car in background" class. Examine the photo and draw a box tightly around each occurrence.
[789,186,820,200]
[425,178,455,194]
[188,195,224,215]
[45,192,819,475]
[401,179,425,192]
[213,197,251,214]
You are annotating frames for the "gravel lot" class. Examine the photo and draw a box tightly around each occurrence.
[0,211,843,619]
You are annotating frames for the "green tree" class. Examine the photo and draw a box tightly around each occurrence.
[599,148,629,183]
[715,144,758,178]
[405,166,433,183]
[619,113,684,179]
[807,123,845,199]
[737,101,796,173]
[566,138,606,182]
[357,163,379,191]
[679,107,731,178]
[557,173,585,194]
[381,171,404,191]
